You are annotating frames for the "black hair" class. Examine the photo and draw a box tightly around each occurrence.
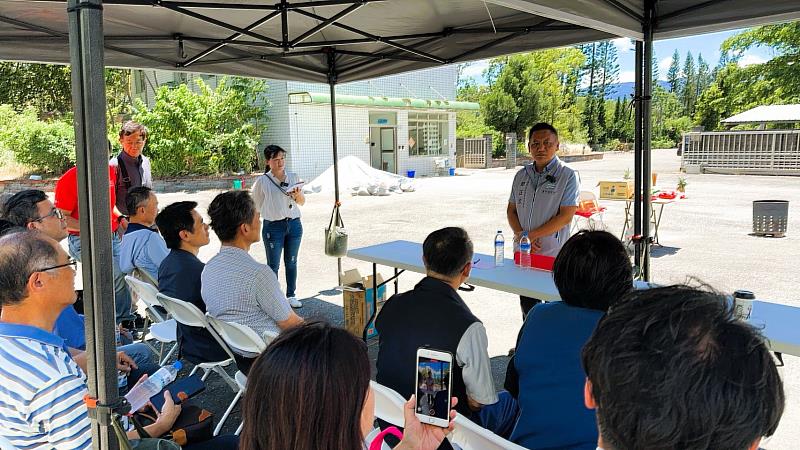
[528,122,559,142]
[155,201,199,250]
[582,285,785,450]
[241,321,370,450]
[422,227,473,279]
[0,231,59,307]
[263,145,287,173]
[0,220,24,237]
[2,189,48,226]
[207,190,257,242]
[126,186,153,217]
[119,120,148,140]
[552,230,632,311]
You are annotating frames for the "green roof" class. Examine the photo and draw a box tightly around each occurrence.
[287,92,479,111]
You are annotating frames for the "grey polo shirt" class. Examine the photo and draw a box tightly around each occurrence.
[509,156,579,257]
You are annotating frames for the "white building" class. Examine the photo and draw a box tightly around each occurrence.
[132,66,478,181]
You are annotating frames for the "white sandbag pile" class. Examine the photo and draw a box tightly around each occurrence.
[303,155,416,196]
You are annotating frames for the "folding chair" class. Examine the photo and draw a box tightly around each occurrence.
[132,267,159,289]
[156,293,238,391]
[572,190,606,232]
[124,276,177,365]
[370,380,406,428]
[449,412,527,450]
[205,314,278,436]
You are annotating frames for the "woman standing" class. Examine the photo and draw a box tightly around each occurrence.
[252,145,305,308]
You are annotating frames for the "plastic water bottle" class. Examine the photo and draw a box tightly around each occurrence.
[125,361,182,412]
[494,231,505,267]
[519,232,532,268]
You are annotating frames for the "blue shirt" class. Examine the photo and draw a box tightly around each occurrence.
[506,302,603,450]
[159,249,229,364]
[119,223,169,280]
[0,322,92,449]
[53,307,87,350]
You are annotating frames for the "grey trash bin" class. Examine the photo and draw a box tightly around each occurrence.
[753,200,789,237]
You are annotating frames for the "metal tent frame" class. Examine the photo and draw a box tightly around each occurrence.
[2,1,800,447]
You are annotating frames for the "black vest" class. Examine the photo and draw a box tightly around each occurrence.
[375,277,480,416]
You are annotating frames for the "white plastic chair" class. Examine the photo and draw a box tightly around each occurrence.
[205,314,278,436]
[156,293,238,390]
[124,276,177,364]
[572,190,606,232]
[370,380,406,428]
[449,412,527,450]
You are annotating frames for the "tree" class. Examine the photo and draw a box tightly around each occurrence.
[481,48,585,144]
[667,50,681,93]
[696,54,711,99]
[681,52,696,116]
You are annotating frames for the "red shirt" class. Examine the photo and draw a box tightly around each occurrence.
[54,166,120,235]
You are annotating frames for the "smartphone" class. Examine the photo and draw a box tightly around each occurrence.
[415,347,453,427]
[149,374,205,411]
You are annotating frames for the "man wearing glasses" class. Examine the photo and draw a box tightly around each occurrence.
[1,189,67,241]
[111,120,153,215]
[507,123,579,319]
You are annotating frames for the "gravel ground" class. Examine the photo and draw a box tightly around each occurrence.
[100,148,799,446]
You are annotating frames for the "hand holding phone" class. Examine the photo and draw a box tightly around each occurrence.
[414,347,453,428]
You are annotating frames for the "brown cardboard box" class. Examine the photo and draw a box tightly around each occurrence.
[598,180,634,199]
[342,270,386,339]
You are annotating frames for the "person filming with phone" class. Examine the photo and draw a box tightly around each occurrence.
[251,144,305,309]
[376,227,517,441]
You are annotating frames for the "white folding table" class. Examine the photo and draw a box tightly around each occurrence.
[348,240,800,359]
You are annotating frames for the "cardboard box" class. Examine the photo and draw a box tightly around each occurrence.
[342,269,386,339]
[598,180,634,199]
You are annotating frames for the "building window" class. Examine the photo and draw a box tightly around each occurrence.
[408,112,448,157]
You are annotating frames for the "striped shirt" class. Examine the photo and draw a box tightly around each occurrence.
[0,322,91,449]
[251,172,302,221]
[201,246,291,350]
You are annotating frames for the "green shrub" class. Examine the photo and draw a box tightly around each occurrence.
[133,77,267,176]
[0,105,75,174]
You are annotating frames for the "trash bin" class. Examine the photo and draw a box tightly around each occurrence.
[406,170,415,178]
[449,167,455,176]
[753,200,789,237]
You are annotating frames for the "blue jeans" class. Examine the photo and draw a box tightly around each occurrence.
[68,233,134,324]
[118,342,158,394]
[262,218,303,298]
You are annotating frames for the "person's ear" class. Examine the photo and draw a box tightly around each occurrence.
[28,272,45,292]
[178,229,190,242]
[584,378,597,410]
[462,261,472,278]
[26,222,38,231]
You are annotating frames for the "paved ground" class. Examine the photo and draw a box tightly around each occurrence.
[109,148,799,446]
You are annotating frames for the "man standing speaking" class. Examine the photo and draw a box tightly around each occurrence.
[507,123,579,318]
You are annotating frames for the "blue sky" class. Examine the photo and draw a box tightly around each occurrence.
[460,28,773,84]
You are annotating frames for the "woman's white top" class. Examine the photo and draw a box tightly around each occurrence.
[252,171,302,221]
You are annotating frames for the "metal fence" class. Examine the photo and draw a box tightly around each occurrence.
[681,130,800,175]
[456,138,488,168]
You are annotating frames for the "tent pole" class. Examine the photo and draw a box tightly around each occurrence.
[67,0,120,449]
[633,40,643,271]
[641,0,655,281]
[327,48,342,284]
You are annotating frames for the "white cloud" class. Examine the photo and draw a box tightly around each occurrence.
[618,70,636,83]
[658,57,672,76]
[612,37,634,54]
[460,60,490,79]
[738,53,767,67]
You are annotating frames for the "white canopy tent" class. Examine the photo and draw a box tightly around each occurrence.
[1,1,799,448]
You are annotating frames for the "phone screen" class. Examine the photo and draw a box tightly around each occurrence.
[416,356,451,420]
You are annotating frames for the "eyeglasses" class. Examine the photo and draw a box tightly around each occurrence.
[33,208,64,222]
[36,258,78,273]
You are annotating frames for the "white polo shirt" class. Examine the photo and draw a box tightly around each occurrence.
[509,157,579,257]
[252,172,302,222]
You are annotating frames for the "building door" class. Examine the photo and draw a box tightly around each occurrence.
[379,127,396,173]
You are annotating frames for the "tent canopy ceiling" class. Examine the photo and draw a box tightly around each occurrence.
[1,0,798,84]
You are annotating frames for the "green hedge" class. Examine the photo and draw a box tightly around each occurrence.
[0,105,75,174]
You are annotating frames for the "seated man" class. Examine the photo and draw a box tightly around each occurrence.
[376,227,515,438]
[156,200,229,364]
[202,190,303,374]
[0,189,155,385]
[583,285,784,450]
[504,230,633,449]
[119,186,169,281]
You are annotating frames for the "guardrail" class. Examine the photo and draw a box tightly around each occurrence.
[681,130,800,175]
